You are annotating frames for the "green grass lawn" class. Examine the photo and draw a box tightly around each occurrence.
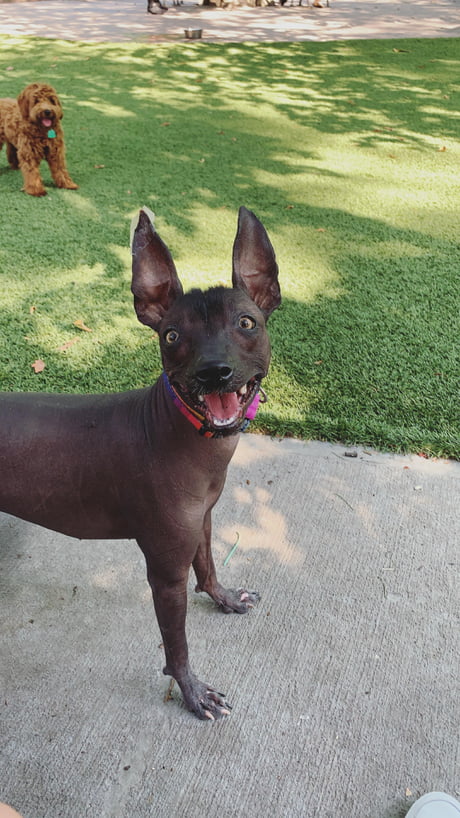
[0,36,458,457]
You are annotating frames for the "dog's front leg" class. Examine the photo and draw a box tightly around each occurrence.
[193,511,261,614]
[144,558,231,720]
[47,142,78,190]
[18,152,47,196]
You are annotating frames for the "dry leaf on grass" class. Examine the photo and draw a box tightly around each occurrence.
[74,318,93,332]
[31,359,45,373]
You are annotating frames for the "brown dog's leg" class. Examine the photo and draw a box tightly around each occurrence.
[47,142,78,190]
[6,143,19,169]
[19,160,47,196]
[193,511,260,613]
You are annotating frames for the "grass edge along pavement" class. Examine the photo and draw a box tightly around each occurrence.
[0,36,458,459]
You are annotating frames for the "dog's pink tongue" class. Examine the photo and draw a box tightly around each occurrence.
[205,392,239,421]
[43,118,52,128]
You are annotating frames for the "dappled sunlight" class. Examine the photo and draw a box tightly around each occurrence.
[0,34,458,453]
[142,198,339,303]
[217,434,460,606]
[233,486,252,505]
[0,0,459,44]
[109,243,132,271]
[218,490,303,567]
[75,99,136,119]
[231,434,286,468]
[272,227,344,303]
[26,308,137,352]
[62,191,102,220]
[350,239,439,261]
[148,200,259,289]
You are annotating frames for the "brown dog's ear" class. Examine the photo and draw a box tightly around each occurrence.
[232,206,281,318]
[17,85,32,120]
[131,208,184,332]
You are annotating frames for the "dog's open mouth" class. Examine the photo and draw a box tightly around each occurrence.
[199,379,258,429]
[173,375,262,433]
[36,110,55,129]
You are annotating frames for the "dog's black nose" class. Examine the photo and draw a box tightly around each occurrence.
[43,109,52,117]
[196,363,233,388]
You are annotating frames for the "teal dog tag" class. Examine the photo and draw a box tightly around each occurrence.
[47,129,56,138]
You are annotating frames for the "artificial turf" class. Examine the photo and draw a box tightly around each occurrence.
[0,35,458,457]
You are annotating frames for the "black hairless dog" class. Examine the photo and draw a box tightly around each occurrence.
[0,206,281,720]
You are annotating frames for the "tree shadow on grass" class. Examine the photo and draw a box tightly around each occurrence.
[0,37,458,454]
[2,206,458,456]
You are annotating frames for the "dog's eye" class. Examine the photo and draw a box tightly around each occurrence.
[164,329,179,345]
[238,315,256,330]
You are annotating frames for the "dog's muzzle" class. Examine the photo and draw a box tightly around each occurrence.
[163,373,265,438]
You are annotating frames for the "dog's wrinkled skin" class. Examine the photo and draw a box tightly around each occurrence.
[0,82,78,196]
[0,207,280,720]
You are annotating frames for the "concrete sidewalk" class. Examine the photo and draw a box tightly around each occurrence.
[1,437,459,817]
[0,0,459,43]
[1,2,459,817]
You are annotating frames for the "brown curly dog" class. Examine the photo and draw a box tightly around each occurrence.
[0,82,78,196]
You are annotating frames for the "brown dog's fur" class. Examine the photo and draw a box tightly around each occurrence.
[0,82,78,196]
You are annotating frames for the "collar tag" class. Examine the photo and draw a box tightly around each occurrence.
[245,392,260,420]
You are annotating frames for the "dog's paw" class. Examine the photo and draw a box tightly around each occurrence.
[196,687,232,721]
[24,186,47,197]
[196,582,260,614]
[185,680,232,721]
[167,669,232,721]
[220,587,261,614]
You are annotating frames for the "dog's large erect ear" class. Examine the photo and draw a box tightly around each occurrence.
[232,206,281,319]
[131,208,184,331]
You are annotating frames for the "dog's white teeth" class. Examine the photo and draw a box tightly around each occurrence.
[214,415,238,427]
[198,394,204,402]
[238,385,248,396]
